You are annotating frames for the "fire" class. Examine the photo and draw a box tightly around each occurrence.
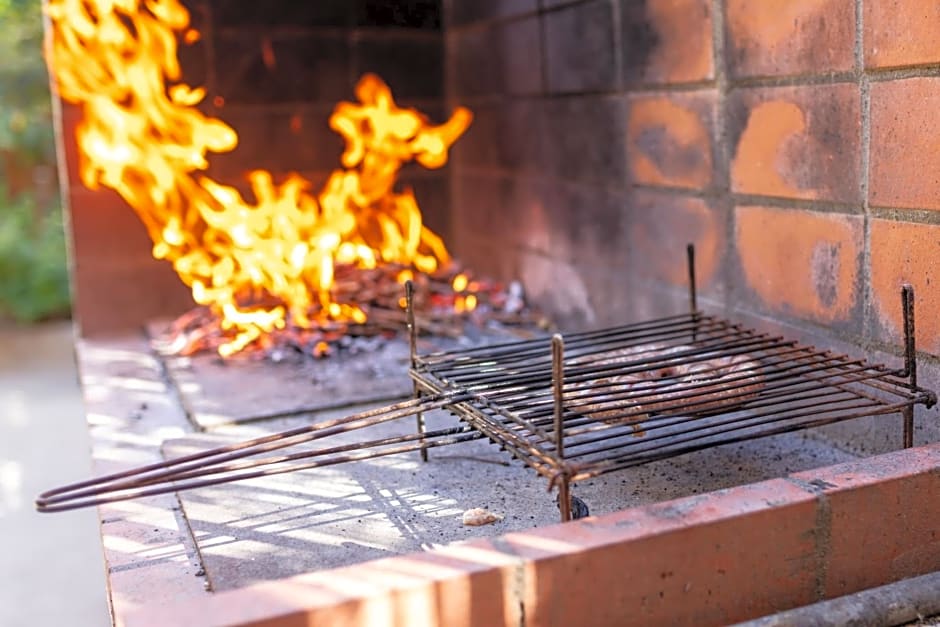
[45,0,472,356]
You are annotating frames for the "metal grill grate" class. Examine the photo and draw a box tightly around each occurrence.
[412,312,932,479]
[404,247,936,520]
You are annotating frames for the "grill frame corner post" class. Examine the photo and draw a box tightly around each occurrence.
[551,333,572,522]
[687,243,698,342]
[901,284,917,449]
[405,280,429,462]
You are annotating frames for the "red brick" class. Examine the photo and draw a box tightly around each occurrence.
[727,0,855,77]
[865,0,940,68]
[511,479,818,627]
[66,184,193,335]
[73,259,193,336]
[792,444,940,597]
[627,91,716,190]
[622,0,714,85]
[870,219,940,355]
[730,84,861,202]
[869,77,940,211]
[629,190,724,288]
[69,187,159,267]
[735,206,862,324]
[126,542,519,627]
[56,99,85,189]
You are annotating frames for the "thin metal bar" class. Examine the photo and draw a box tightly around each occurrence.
[37,431,481,513]
[902,284,916,448]
[406,280,429,461]
[38,393,458,503]
[425,315,731,375]
[80,426,480,496]
[417,311,704,363]
[687,243,698,342]
[569,398,923,482]
[438,329,792,389]
[551,334,572,522]
[37,393,467,508]
[510,361,902,449]
[902,405,915,449]
[552,334,565,455]
[564,395,880,462]
[543,357,888,424]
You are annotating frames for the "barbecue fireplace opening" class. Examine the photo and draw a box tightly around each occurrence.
[43,0,940,621]
[49,0,523,361]
[37,247,937,523]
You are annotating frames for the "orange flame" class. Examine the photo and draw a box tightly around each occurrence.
[45,0,472,356]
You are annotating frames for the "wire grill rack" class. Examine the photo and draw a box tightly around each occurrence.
[407,247,936,520]
[37,246,936,521]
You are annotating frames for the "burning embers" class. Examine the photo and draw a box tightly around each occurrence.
[46,0,497,357]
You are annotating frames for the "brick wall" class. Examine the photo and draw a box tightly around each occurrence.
[445,0,940,447]
[61,0,446,335]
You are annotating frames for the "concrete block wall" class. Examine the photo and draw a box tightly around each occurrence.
[444,1,940,433]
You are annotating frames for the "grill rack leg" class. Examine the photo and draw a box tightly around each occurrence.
[405,281,429,462]
[551,333,576,522]
[901,284,917,449]
[688,243,698,342]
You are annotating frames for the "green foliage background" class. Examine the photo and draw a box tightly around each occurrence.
[0,0,71,322]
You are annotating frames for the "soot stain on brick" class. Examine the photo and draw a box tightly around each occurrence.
[725,91,752,162]
[636,126,706,181]
[725,26,751,78]
[621,0,660,84]
[797,8,838,74]
[811,241,841,309]
[782,89,854,198]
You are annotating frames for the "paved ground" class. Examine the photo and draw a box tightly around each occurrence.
[0,321,109,626]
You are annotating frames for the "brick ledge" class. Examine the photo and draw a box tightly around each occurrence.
[124,442,940,627]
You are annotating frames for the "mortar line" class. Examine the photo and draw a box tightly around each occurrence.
[862,64,940,80]
[869,206,940,225]
[857,0,874,351]
[537,1,550,96]
[629,184,866,214]
[710,0,732,319]
[172,492,213,591]
[717,65,940,89]
[783,477,833,600]
[609,0,623,95]
[459,160,940,223]
[728,72,857,88]
[490,536,529,627]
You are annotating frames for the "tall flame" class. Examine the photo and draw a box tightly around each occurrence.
[45,0,472,356]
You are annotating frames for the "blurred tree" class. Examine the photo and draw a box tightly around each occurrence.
[0,0,57,196]
[0,0,70,321]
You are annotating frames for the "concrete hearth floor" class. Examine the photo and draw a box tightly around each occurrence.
[72,325,910,621]
[15,320,936,625]
[0,321,109,627]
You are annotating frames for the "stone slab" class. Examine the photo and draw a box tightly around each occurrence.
[158,339,413,429]
[148,320,541,430]
[75,332,211,621]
